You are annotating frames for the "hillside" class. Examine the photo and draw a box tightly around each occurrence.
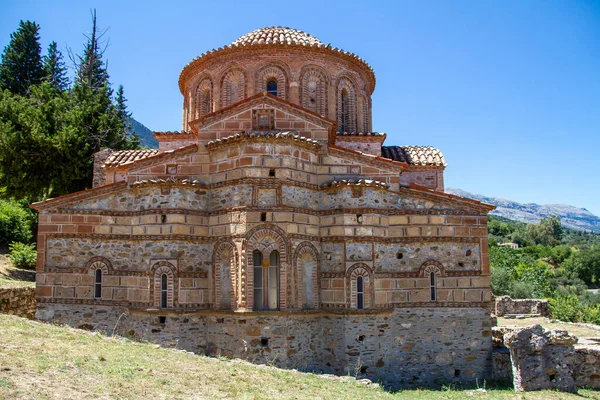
[129,117,158,148]
[446,188,600,233]
[1,314,597,399]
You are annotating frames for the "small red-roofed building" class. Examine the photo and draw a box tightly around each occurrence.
[32,27,496,389]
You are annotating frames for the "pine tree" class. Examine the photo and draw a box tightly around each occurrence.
[74,10,109,90]
[115,85,140,148]
[42,41,69,91]
[0,20,44,96]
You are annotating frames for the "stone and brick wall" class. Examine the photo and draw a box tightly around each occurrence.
[0,287,36,319]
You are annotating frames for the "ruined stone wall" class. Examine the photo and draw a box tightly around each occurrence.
[495,296,550,317]
[37,303,493,390]
[0,287,36,319]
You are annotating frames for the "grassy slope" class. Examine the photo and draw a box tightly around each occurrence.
[0,254,34,287]
[1,315,600,399]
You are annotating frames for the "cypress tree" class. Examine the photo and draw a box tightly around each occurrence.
[0,20,44,96]
[115,85,140,148]
[42,41,69,91]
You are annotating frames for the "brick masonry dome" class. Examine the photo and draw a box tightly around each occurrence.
[231,26,323,46]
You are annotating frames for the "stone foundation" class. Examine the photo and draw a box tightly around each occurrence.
[0,287,36,319]
[37,302,493,389]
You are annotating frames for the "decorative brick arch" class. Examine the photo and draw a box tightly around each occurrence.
[244,225,289,310]
[256,65,288,100]
[212,239,238,310]
[150,261,177,309]
[86,256,111,274]
[345,263,374,309]
[195,77,213,118]
[336,76,357,133]
[220,68,247,108]
[300,67,328,116]
[418,260,445,277]
[293,241,320,310]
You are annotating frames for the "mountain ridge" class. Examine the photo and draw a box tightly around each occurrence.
[129,117,157,148]
[446,188,600,233]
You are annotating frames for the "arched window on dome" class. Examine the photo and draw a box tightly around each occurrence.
[337,78,356,133]
[301,70,327,116]
[195,78,212,118]
[266,79,278,97]
[340,89,349,132]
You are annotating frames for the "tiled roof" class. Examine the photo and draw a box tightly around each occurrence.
[231,27,322,46]
[131,177,205,188]
[337,132,385,137]
[322,178,388,189]
[381,146,446,167]
[154,131,194,136]
[206,131,320,149]
[104,149,159,167]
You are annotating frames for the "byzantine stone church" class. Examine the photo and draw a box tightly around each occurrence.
[33,27,496,388]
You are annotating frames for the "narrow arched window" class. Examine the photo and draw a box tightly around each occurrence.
[253,251,264,311]
[161,273,168,308]
[267,80,278,96]
[430,272,437,301]
[340,89,348,132]
[94,269,102,299]
[356,276,364,310]
[268,251,280,310]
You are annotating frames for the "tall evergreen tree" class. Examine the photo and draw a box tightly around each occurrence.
[42,41,69,91]
[115,84,140,148]
[0,20,44,96]
[74,10,109,90]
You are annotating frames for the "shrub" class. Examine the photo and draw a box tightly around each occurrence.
[550,295,580,322]
[0,199,34,247]
[582,305,600,325]
[8,242,37,270]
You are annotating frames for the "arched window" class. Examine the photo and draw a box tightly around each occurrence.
[266,80,278,96]
[253,251,264,311]
[301,70,327,116]
[268,251,280,310]
[356,276,364,310]
[252,250,280,311]
[161,274,168,308]
[94,269,102,299]
[340,89,348,132]
[430,272,437,301]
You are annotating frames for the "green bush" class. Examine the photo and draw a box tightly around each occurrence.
[550,295,581,322]
[582,305,600,325]
[0,199,34,247]
[8,242,37,270]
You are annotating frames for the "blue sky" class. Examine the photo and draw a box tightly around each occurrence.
[2,0,600,215]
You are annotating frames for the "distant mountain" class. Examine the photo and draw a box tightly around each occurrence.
[446,188,600,233]
[129,117,157,148]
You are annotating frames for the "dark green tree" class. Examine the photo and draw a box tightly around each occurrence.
[0,20,44,95]
[115,85,140,148]
[42,41,69,91]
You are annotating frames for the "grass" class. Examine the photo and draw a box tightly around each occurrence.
[0,254,35,288]
[1,315,600,399]
[497,316,600,341]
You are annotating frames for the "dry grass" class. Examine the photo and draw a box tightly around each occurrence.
[497,316,600,341]
[0,254,35,288]
[1,315,600,399]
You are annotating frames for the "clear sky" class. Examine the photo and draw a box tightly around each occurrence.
[2,0,600,215]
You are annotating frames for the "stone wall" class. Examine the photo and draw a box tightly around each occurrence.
[37,303,494,390]
[493,325,600,392]
[495,296,550,317]
[0,286,36,319]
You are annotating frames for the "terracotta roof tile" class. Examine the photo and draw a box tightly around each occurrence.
[104,149,159,167]
[337,132,385,136]
[206,130,320,149]
[131,177,205,188]
[322,178,388,189]
[381,145,447,167]
[231,27,322,47]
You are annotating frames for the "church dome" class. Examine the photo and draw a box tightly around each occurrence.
[231,26,323,47]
